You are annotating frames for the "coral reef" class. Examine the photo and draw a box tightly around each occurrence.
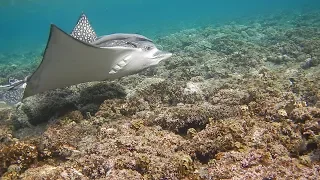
[0,10,320,179]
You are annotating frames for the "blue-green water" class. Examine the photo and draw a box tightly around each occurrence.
[0,0,319,53]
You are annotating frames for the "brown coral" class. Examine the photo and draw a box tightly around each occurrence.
[0,142,38,176]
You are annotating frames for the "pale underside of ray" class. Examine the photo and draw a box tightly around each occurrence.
[23,24,138,99]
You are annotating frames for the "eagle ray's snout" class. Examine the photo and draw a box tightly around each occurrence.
[152,50,172,60]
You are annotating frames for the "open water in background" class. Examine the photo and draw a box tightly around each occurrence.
[0,0,319,53]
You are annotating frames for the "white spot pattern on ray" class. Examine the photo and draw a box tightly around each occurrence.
[70,13,97,43]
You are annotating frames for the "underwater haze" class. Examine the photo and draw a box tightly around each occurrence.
[0,0,319,53]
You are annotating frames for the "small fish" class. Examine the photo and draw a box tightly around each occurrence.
[0,88,24,105]
[0,77,26,105]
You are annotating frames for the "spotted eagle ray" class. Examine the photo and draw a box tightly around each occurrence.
[2,12,172,104]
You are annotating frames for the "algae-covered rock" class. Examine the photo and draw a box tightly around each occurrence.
[18,89,77,126]
[79,82,126,105]
[0,106,12,121]
[11,82,127,128]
